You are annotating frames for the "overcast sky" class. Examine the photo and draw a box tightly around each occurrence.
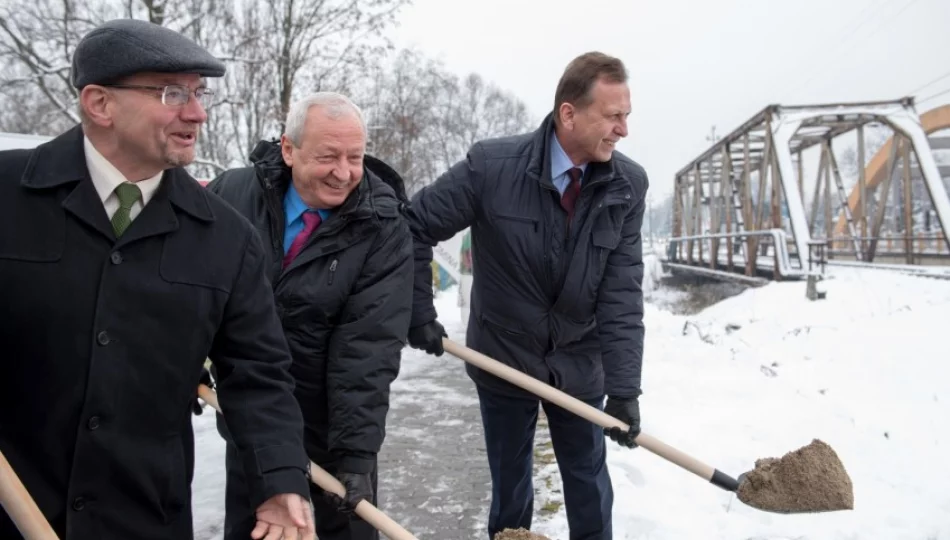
[386,0,950,200]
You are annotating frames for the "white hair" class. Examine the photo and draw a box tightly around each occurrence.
[284,92,366,147]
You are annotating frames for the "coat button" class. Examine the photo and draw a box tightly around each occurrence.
[110,252,123,264]
[87,416,100,430]
[96,331,110,346]
[72,497,85,511]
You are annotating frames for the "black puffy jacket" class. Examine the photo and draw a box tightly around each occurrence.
[207,140,413,473]
[408,113,648,401]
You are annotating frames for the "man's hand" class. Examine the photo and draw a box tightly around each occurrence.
[192,366,214,415]
[251,493,315,540]
[407,319,447,356]
[322,471,374,516]
[603,396,641,448]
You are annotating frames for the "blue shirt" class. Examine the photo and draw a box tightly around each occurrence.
[550,132,588,195]
[283,184,330,254]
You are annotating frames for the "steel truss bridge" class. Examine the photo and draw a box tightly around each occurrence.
[661,98,950,285]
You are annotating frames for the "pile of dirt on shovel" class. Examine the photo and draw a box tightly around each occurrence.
[494,528,552,540]
[737,438,854,513]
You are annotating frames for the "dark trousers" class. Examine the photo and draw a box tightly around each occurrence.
[477,385,613,540]
[222,441,379,540]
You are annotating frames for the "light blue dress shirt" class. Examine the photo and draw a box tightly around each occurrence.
[550,132,588,195]
[283,184,330,255]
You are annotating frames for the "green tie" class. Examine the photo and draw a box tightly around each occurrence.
[111,183,142,237]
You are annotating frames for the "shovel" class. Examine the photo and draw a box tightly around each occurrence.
[197,385,419,540]
[441,338,853,514]
[0,448,59,539]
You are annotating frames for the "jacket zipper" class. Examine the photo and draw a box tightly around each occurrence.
[261,173,286,262]
[328,259,338,285]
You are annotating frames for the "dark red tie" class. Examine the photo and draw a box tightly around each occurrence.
[283,211,321,269]
[560,167,582,222]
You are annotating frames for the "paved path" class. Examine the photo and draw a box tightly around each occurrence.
[191,351,496,540]
[377,350,493,540]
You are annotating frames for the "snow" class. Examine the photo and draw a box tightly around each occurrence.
[531,260,950,540]
[190,255,950,539]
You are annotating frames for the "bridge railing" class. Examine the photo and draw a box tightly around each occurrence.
[664,229,826,280]
[827,233,950,262]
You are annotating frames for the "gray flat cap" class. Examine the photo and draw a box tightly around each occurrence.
[71,19,226,88]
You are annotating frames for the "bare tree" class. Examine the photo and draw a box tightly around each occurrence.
[0,0,126,130]
[358,49,535,195]
[0,0,409,179]
[434,72,533,168]
[0,0,533,190]
[357,49,447,193]
[259,0,406,131]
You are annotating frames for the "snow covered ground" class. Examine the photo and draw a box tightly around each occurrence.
[191,256,950,539]
[531,260,950,540]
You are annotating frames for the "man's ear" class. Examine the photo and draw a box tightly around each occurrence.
[79,86,114,128]
[280,134,295,168]
[559,102,576,130]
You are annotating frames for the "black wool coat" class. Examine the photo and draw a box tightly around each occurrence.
[0,126,310,540]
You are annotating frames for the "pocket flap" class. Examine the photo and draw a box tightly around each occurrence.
[159,235,236,292]
[592,229,621,249]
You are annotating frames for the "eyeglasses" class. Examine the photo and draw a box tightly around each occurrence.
[104,84,215,108]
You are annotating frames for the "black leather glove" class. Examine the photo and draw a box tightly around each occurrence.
[323,471,374,516]
[603,395,641,448]
[192,367,214,415]
[407,319,447,356]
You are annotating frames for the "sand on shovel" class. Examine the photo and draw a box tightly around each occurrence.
[736,438,853,513]
[494,528,552,540]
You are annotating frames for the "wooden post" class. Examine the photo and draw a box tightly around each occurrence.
[857,125,867,256]
[742,134,755,276]
[809,146,827,236]
[770,145,783,280]
[751,127,771,274]
[672,178,682,259]
[711,148,730,271]
[903,140,913,264]
[696,163,705,265]
[797,151,804,205]
[687,168,697,265]
[824,145,833,254]
[723,146,734,272]
[867,136,901,262]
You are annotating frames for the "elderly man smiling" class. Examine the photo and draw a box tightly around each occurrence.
[207,92,414,540]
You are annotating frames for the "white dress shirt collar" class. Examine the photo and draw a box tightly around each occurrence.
[83,136,163,211]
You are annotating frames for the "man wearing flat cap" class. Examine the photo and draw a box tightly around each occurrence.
[0,18,316,540]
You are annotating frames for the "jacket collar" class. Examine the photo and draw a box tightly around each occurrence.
[21,124,215,223]
[19,124,87,189]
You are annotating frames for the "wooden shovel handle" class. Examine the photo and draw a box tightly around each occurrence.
[0,448,59,539]
[197,385,419,540]
[442,339,740,491]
